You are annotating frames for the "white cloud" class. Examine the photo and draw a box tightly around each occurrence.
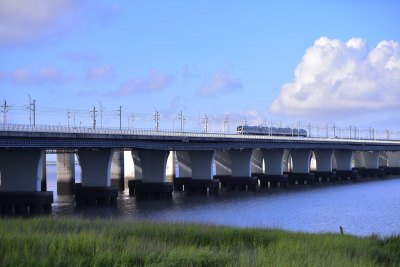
[116,68,175,96]
[270,37,400,118]
[0,0,121,46]
[0,0,78,46]
[0,67,72,84]
[197,72,242,97]
[86,65,114,80]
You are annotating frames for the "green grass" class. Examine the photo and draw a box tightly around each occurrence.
[0,217,399,266]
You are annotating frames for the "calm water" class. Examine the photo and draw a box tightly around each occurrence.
[46,165,400,237]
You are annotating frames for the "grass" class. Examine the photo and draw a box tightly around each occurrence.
[0,217,399,266]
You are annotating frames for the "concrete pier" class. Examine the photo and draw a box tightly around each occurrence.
[166,151,176,182]
[185,151,219,194]
[361,151,384,177]
[214,150,232,187]
[227,149,257,191]
[288,149,314,185]
[133,149,173,199]
[353,151,383,177]
[124,150,135,191]
[251,149,263,176]
[75,149,117,205]
[174,151,192,191]
[57,153,75,195]
[379,152,387,168]
[41,153,46,191]
[334,150,357,180]
[283,149,290,173]
[110,151,125,191]
[127,150,143,196]
[0,149,53,215]
[313,149,335,182]
[260,149,288,187]
[385,151,400,175]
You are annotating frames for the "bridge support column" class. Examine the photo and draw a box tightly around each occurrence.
[353,151,365,172]
[313,149,335,182]
[288,149,314,185]
[124,150,135,191]
[185,151,219,194]
[173,151,192,191]
[41,153,46,191]
[110,151,125,191]
[251,149,263,177]
[261,149,288,187]
[57,153,75,195]
[379,152,387,168]
[386,151,400,175]
[0,149,53,215]
[127,150,143,196]
[361,151,383,177]
[214,150,231,187]
[133,149,173,199]
[334,150,357,180]
[332,155,337,171]
[75,149,118,205]
[283,149,290,173]
[166,151,176,182]
[227,149,257,191]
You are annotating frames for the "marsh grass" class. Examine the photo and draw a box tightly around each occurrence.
[0,217,399,266]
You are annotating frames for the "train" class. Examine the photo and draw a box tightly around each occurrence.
[236,125,307,137]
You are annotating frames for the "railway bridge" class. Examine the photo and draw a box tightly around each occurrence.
[1,124,400,215]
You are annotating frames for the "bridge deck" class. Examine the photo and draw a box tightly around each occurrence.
[1,125,400,151]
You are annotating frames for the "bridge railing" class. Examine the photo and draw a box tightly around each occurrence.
[0,123,399,144]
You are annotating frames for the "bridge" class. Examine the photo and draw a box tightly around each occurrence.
[1,124,400,215]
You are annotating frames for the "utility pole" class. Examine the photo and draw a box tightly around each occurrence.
[333,124,336,137]
[26,93,31,125]
[308,122,311,137]
[67,110,71,127]
[178,111,184,132]
[326,123,328,138]
[203,115,208,133]
[354,126,356,139]
[298,121,301,137]
[154,110,159,132]
[130,113,135,129]
[226,115,230,133]
[117,106,122,130]
[73,112,76,127]
[32,99,36,127]
[1,100,11,125]
[349,125,352,139]
[90,106,97,129]
[98,101,104,128]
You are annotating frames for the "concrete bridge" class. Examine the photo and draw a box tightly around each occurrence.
[1,124,400,215]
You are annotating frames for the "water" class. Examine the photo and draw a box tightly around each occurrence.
[47,165,400,237]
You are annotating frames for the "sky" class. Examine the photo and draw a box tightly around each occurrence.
[1,0,400,135]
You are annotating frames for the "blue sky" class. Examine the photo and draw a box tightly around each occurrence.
[1,0,400,134]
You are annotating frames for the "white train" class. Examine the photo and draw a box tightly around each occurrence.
[236,125,307,137]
